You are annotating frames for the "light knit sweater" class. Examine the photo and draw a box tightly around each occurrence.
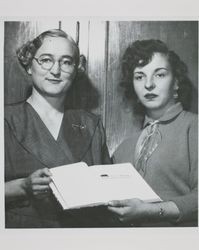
[114,103,198,226]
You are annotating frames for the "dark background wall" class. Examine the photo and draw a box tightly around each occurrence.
[4,21,198,155]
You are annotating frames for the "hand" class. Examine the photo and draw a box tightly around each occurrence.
[107,198,146,224]
[23,168,52,199]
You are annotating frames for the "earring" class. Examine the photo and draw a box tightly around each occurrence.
[173,85,179,99]
[173,91,178,99]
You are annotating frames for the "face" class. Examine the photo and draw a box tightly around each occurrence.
[133,53,178,116]
[28,36,78,97]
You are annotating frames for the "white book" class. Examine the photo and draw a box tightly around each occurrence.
[49,162,161,210]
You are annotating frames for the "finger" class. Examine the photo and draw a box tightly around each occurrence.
[109,206,129,213]
[42,168,52,177]
[107,206,123,215]
[32,177,51,185]
[33,191,51,199]
[108,200,126,207]
[32,184,50,193]
[32,168,51,178]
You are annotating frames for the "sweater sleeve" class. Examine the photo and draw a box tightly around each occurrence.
[169,116,198,224]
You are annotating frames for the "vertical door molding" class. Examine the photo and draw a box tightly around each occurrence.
[4,21,59,104]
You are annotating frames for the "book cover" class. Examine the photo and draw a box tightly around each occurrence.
[49,162,161,210]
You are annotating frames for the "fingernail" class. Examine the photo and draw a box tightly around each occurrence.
[108,201,113,206]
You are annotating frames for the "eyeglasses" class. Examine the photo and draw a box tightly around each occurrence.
[33,55,76,73]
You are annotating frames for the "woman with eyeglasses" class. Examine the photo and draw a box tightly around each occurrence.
[5,29,111,228]
[108,39,198,227]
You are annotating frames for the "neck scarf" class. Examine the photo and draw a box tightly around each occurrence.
[134,103,183,177]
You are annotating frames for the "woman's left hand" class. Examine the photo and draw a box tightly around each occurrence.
[107,198,147,224]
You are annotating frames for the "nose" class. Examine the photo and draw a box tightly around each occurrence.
[144,76,155,91]
[50,61,61,76]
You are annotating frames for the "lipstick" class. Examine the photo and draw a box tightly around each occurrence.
[144,93,158,100]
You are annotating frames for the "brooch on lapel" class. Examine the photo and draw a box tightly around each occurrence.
[72,124,86,130]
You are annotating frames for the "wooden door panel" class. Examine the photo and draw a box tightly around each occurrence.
[105,21,198,155]
[4,21,59,104]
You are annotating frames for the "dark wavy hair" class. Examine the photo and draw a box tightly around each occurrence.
[16,29,80,72]
[121,39,192,112]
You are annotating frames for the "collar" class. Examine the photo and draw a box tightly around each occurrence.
[143,102,183,128]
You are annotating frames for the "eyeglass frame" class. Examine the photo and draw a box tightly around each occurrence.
[33,55,76,73]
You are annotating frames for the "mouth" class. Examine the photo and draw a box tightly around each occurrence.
[144,93,158,100]
[46,78,62,84]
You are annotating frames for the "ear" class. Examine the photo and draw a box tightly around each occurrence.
[174,79,179,90]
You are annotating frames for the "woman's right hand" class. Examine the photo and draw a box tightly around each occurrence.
[108,198,180,225]
[23,168,52,199]
[107,198,146,224]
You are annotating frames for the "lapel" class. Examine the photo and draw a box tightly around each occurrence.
[61,110,99,161]
[5,103,98,168]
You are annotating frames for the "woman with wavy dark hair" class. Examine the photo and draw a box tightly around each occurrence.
[108,39,198,227]
[5,29,111,228]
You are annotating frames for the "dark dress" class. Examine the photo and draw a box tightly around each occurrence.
[5,101,112,228]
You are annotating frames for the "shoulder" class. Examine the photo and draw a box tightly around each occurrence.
[181,110,197,121]
[180,110,198,129]
[5,101,26,116]
[175,110,198,143]
[5,101,27,126]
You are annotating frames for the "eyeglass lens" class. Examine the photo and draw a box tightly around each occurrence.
[36,55,75,72]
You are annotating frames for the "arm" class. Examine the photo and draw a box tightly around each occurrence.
[168,117,198,223]
[6,178,28,202]
[109,116,198,225]
[108,198,180,225]
[5,168,52,204]
[4,116,52,206]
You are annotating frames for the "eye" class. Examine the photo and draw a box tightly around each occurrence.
[155,70,168,78]
[134,74,144,81]
[62,58,73,66]
[39,56,53,64]
[155,73,166,78]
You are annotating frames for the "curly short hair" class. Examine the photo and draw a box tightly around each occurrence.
[16,29,80,72]
[121,39,192,111]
